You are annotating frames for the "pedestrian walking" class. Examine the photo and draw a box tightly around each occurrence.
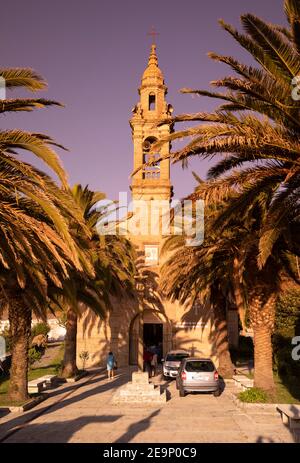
[106,351,116,380]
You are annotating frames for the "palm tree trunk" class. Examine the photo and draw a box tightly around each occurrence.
[250,290,276,393]
[253,324,274,392]
[61,307,78,378]
[232,257,247,332]
[213,302,234,378]
[8,302,31,402]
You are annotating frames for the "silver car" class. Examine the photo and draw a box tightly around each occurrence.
[162,350,190,379]
[176,357,220,397]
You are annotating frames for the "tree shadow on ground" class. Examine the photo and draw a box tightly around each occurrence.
[0,409,9,419]
[151,374,172,401]
[4,415,123,443]
[218,377,226,395]
[0,368,129,442]
[114,409,161,443]
[256,436,276,443]
[276,404,300,443]
[256,403,300,443]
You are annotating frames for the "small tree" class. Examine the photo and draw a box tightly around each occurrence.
[31,322,50,339]
[79,351,89,371]
[28,346,43,369]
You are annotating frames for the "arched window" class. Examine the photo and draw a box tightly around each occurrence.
[142,137,160,179]
[148,93,156,111]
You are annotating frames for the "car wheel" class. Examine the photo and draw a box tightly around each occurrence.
[163,375,169,381]
[213,389,221,397]
[179,387,186,397]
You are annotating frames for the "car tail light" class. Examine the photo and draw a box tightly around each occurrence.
[214,371,219,381]
[181,371,187,380]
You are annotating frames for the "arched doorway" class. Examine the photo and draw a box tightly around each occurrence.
[129,309,172,365]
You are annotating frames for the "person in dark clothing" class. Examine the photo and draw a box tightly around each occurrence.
[143,349,152,378]
[157,342,163,363]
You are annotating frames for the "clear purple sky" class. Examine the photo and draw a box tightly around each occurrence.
[1,0,286,200]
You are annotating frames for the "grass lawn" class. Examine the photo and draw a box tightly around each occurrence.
[0,345,63,407]
[238,374,300,404]
[274,375,300,404]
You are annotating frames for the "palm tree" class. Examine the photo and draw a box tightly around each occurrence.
[161,184,300,391]
[139,0,300,392]
[59,185,136,378]
[1,217,82,401]
[149,0,300,267]
[0,68,90,401]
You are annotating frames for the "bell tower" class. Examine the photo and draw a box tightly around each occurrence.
[130,43,173,201]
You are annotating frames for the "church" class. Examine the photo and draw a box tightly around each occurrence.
[76,43,239,369]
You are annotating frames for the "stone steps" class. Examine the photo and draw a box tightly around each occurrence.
[112,372,167,404]
[233,375,253,391]
[119,383,155,392]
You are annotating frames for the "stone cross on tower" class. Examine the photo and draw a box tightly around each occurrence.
[147,26,159,45]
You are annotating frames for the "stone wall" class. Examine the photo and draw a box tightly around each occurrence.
[76,290,218,369]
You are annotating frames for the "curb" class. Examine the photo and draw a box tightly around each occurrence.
[229,391,279,413]
[0,393,48,413]
[65,371,88,383]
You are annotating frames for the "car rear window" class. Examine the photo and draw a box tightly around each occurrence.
[166,354,189,362]
[185,361,214,372]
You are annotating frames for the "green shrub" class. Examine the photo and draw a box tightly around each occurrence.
[275,289,300,337]
[273,289,300,381]
[28,327,48,368]
[31,322,50,339]
[28,346,43,367]
[238,388,268,403]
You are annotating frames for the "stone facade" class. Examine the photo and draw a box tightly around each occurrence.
[77,44,238,369]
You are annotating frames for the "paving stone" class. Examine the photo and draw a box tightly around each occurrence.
[0,367,296,443]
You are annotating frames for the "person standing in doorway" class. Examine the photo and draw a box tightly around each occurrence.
[106,351,116,380]
[143,348,152,378]
[151,350,158,377]
[157,342,163,364]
